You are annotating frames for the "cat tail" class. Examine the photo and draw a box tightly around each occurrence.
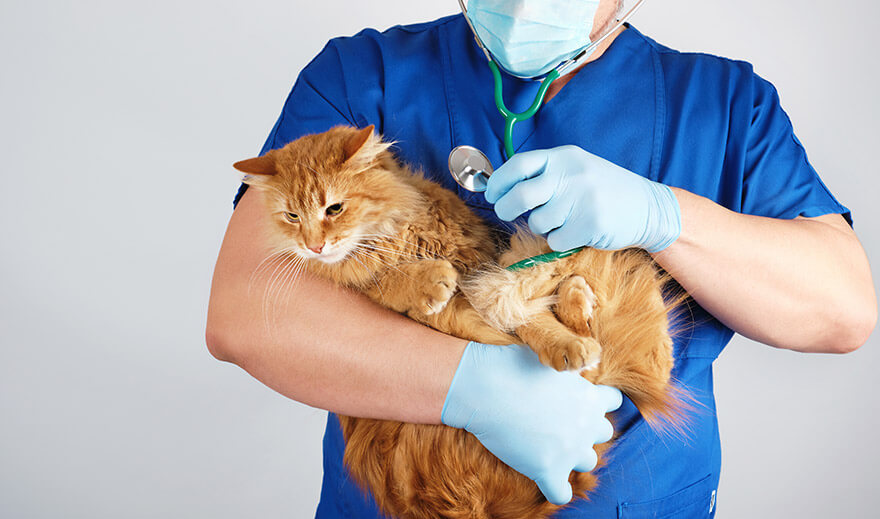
[612,373,700,441]
[628,277,702,440]
[598,272,701,441]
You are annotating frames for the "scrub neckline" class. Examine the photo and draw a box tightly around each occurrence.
[450,17,641,156]
[540,24,635,111]
[542,23,629,108]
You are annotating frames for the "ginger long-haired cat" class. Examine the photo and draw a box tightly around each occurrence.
[234,125,689,519]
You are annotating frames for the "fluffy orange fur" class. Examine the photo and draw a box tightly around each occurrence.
[234,125,689,519]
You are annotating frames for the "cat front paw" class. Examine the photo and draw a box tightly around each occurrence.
[415,259,459,315]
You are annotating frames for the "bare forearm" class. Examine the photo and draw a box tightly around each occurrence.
[206,189,467,424]
[652,188,877,353]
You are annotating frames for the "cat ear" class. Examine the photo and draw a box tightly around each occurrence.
[233,153,277,185]
[343,125,377,163]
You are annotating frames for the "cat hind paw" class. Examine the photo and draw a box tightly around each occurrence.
[555,275,598,336]
[539,336,602,373]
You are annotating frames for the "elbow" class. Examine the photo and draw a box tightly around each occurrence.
[205,323,236,363]
[205,298,243,364]
[823,296,877,355]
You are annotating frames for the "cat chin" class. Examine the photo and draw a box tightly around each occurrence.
[306,246,353,265]
[316,252,350,264]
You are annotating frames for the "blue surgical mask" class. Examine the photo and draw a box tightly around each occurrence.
[464,0,601,78]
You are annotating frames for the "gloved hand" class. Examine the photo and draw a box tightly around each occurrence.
[484,145,681,253]
[442,342,623,505]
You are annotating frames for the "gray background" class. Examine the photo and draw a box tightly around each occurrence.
[1,0,877,517]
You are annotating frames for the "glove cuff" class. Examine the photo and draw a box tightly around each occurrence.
[440,341,480,430]
[644,183,682,253]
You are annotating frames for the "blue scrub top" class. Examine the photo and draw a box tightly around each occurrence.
[233,15,850,519]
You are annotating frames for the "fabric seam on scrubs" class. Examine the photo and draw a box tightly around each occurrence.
[787,137,853,225]
[649,35,666,183]
[781,204,853,223]
[440,22,466,202]
[448,15,548,161]
[317,43,358,127]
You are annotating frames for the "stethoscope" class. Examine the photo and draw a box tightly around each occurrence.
[448,0,647,270]
[449,0,647,190]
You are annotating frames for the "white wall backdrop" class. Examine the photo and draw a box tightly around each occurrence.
[1,1,877,518]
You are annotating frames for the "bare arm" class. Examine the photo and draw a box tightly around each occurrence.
[205,188,467,424]
[652,187,877,354]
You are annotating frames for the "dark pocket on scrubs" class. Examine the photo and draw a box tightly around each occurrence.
[618,474,716,519]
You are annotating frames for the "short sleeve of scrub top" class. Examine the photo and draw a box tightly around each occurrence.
[230,15,852,519]
[653,48,851,227]
[742,74,852,224]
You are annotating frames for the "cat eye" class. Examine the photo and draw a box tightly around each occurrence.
[284,212,300,222]
[326,203,344,216]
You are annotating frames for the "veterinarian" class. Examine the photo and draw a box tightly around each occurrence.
[206,0,877,516]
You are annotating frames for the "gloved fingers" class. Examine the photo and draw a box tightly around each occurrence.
[493,170,558,222]
[534,472,574,506]
[572,447,599,473]
[595,385,624,413]
[527,196,571,235]
[546,222,586,252]
[485,150,550,204]
[594,417,615,445]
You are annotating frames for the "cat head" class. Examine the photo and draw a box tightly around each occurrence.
[234,125,423,265]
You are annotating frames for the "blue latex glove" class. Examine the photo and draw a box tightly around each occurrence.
[442,342,623,505]
[484,145,682,253]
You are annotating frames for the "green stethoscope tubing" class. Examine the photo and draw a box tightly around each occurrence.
[489,61,561,160]
[487,60,584,271]
[505,248,583,272]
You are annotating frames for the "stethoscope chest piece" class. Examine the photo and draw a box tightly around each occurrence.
[448,145,494,193]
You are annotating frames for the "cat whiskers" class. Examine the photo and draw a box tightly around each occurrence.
[262,252,298,338]
[349,252,385,298]
[355,243,419,262]
[351,245,411,278]
[261,252,306,341]
[346,234,424,266]
[278,254,308,316]
[248,246,302,297]
[348,232,435,258]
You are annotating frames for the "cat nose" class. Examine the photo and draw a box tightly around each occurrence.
[308,243,324,254]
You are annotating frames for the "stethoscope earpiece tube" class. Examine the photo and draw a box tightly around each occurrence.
[489,61,560,159]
